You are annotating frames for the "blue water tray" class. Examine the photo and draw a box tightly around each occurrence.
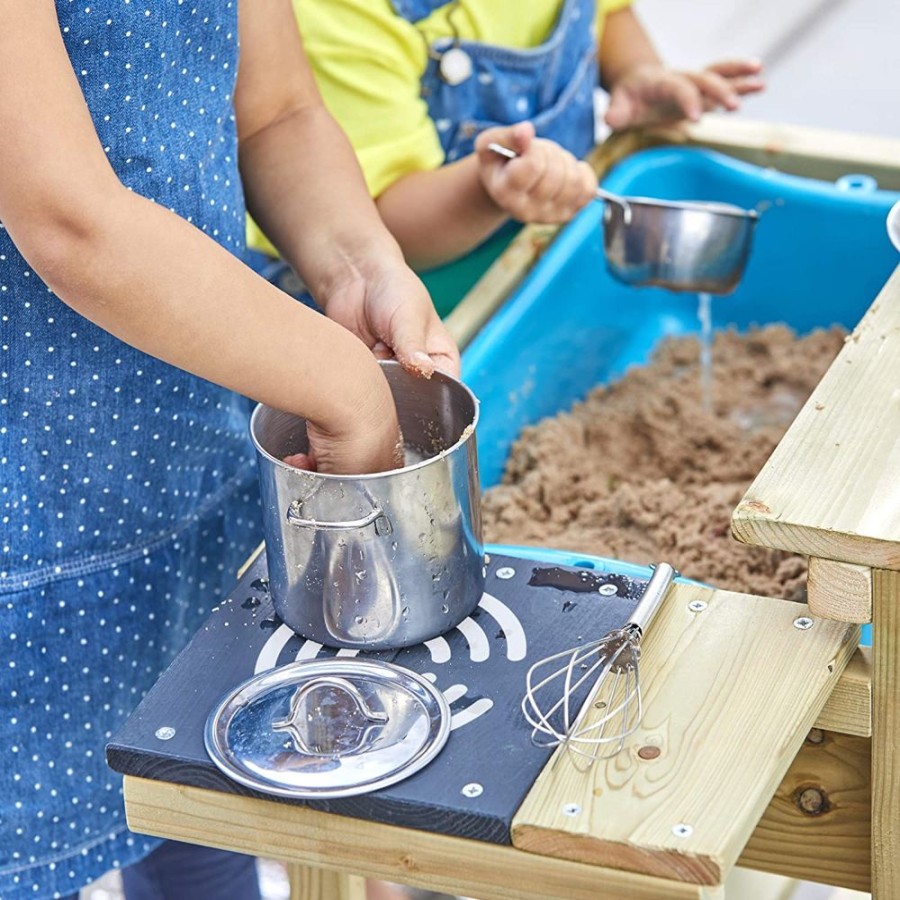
[462,146,900,646]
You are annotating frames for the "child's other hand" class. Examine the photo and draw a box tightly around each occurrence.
[475,122,597,224]
[321,254,460,379]
[605,60,765,130]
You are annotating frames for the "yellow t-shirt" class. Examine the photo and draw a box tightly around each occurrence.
[249,0,631,256]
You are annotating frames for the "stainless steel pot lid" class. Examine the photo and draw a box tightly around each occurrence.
[205,658,450,798]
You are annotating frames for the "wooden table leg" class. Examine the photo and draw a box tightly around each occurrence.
[287,863,366,900]
[872,569,900,898]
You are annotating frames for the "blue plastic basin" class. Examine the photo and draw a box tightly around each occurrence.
[462,147,900,647]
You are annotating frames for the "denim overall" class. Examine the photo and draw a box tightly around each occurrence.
[0,3,263,898]
[402,0,598,162]
[401,0,597,316]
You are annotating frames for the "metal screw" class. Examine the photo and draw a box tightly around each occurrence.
[672,823,693,838]
[598,584,618,596]
[688,600,707,613]
[155,726,176,741]
[496,567,515,580]
[562,803,581,817]
[794,616,815,631]
[461,782,483,798]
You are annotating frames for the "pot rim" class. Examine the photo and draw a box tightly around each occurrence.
[249,361,480,482]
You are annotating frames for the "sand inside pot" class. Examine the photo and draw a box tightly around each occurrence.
[482,324,847,600]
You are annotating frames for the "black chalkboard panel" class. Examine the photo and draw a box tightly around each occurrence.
[108,553,647,844]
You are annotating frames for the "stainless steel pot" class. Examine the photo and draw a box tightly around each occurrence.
[250,361,483,650]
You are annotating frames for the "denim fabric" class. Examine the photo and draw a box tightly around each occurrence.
[400,0,598,163]
[0,2,264,898]
[119,841,261,900]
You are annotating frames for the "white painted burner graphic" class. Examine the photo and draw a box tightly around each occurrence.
[252,592,527,733]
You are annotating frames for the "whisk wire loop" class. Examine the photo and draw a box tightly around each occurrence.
[520,563,675,766]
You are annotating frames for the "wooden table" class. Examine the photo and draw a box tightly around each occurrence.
[116,118,898,898]
[110,549,861,900]
[733,266,900,898]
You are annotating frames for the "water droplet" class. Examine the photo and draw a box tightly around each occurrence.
[391,542,399,552]
[401,606,410,619]
[441,604,449,614]
[355,616,364,625]
[354,570,367,583]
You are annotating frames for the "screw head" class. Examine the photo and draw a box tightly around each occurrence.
[461,782,483,798]
[155,726,176,741]
[688,600,707,613]
[598,583,618,596]
[562,803,581,817]
[794,616,815,631]
[672,823,693,838]
[496,567,515,580]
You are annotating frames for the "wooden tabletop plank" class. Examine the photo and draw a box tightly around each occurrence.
[511,583,860,885]
[732,266,900,569]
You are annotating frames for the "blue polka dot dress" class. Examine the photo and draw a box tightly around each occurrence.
[0,3,263,897]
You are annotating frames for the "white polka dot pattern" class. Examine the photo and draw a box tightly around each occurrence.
[0,3,263,897]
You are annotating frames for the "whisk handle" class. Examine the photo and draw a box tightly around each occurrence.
[627,563,676,634]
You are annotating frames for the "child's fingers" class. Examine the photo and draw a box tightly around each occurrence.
[706,58,764,78]
[530,145,569,212]
[500,144,548,196]
[658,72,704,122]
[687,69,740,111]
[729,75,766,97]
[283,452,317,472]
[547,158,596,221]
[474,120,535,161]
[604,87,637,130]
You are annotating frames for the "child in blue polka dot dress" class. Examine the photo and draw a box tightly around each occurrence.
[0,2,457,899]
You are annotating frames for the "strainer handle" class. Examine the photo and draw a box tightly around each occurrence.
[627,562,676,634]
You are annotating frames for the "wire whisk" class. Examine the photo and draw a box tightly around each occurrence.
[521,562,676,767]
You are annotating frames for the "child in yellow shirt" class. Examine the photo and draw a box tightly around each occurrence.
[249,1,763,313]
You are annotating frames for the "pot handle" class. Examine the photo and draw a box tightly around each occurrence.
[286,499,393,536]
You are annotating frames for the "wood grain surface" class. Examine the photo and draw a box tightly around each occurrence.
[732,266,900,569]
[511,583,860,885]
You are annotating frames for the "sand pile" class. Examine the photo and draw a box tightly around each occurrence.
[482,325,846,599]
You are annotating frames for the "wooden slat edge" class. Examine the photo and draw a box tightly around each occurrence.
[872,569,900,897]
[808,559,873,624]
[731,266,900,570]
[679,116,900,190]
[814,647,872,737]
[123,777,714,900]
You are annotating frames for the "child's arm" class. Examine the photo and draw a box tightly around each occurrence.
[374,122,597,270]
[0,1,404,474]
[235,0,457,373]
[600,7,765,129]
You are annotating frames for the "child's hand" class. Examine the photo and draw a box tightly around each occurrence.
[287,410,404,476]
[475,122,597,224]
[605,60,765,130]
[320,251,460,378]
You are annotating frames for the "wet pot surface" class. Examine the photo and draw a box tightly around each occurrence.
[251,362,483,650]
